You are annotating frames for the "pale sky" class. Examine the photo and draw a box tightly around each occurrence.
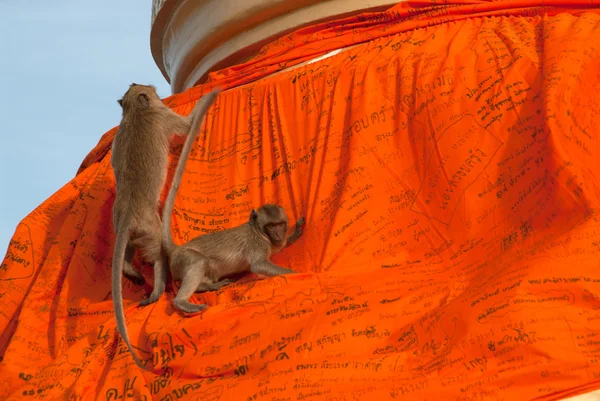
[0,1,171,256]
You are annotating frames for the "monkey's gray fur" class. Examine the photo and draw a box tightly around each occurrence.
[163,203,305,313]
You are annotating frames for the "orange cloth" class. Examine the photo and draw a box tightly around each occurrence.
[2,1,600,400]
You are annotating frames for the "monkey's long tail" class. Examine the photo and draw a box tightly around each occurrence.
[161,87,222,252]
[111,217,146,370]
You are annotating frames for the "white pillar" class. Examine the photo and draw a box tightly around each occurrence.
[150,0,397,94]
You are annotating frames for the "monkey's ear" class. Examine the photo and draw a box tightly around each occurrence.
[137,93,150,108]
[117,99,123,107]
[249,209,258,225]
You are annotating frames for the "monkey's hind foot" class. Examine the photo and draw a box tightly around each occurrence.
[139,293,161,307]
[196,278,234,293]
[173,300,207,314]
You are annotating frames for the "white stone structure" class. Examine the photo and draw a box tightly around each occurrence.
[150,0,397,93]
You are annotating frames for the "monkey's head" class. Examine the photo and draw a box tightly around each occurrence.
[117,83,159,112]
[249,204,289,246]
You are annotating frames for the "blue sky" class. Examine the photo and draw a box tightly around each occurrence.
[0,1,171,256]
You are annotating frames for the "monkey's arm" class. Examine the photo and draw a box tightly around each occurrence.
[250,260,294,276]
[170,87,221,135]
[166,113,192,135]
[285,217,305,247]
[170,91,219,135]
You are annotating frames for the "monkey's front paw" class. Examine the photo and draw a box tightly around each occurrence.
[295,217,306,233]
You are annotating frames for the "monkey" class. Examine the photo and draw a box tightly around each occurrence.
[135,83,223,308]
[162,203,306,313]
[110,83,220,369]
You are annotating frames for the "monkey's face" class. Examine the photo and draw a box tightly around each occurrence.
[117,84,158,111]
[263,221,287,246]
[250,204,289,246]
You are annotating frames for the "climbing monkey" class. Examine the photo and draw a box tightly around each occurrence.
[110,83,220,369]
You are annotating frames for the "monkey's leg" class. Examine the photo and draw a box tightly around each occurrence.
[196,278,234,293]
[137,212,168,305]
[139,252,168,306]
[285,217,306,247]
[251,260,294,276]
[122,243,145,285]
[172,250,210,313]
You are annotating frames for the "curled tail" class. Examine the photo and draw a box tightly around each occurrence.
[111,216,145,370]
[162,88,222,252]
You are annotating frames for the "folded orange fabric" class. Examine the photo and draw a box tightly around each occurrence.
[2,1,600,400]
